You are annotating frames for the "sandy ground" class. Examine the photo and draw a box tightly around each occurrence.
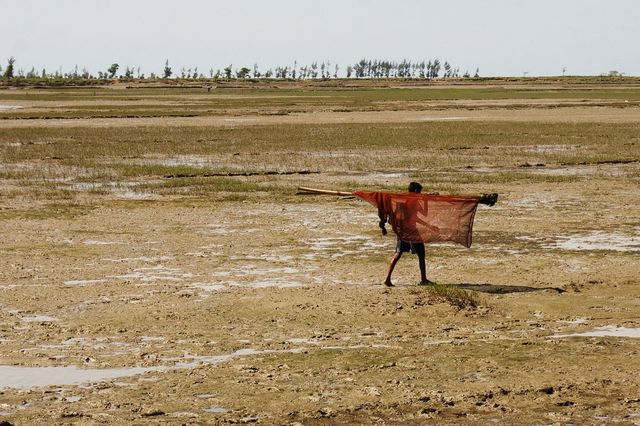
[1,87,640,424]
[1,179,639,424]
[2,106,640,130]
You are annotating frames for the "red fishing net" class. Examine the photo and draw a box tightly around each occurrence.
[354,191,481,248]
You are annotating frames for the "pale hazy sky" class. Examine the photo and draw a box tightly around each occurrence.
[2,0,639,77]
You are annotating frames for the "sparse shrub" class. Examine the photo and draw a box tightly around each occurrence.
[4,56,15,79]
[107,63,119,78]
[224,65,232,79]
[413,284,480,309]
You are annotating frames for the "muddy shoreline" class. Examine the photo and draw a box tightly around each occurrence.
[1,85,639,424]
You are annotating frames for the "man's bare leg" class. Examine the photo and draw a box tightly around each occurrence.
[385,252,402,286]
[418,253,433,285]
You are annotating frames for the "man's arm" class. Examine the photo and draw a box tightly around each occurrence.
[378,208,388,236]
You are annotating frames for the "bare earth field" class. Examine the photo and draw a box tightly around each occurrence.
[0,80,639,424]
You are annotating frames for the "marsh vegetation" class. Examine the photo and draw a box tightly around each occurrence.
[0,80,639,424]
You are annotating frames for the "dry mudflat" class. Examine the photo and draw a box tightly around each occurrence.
[0,80,639,424]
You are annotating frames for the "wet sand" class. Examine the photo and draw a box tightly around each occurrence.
[1,189,639,424]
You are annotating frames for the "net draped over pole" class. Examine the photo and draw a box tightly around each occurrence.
[354,191,481,248]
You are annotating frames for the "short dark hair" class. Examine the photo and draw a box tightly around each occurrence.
[408,182,423,193]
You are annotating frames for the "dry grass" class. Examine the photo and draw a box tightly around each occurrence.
[411,284,481,309]
[1,85,639,210]
[2,82,640,119]
[1,82,640,424]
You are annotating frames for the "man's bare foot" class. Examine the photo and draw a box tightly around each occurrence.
[419,279,435,285]
[384,280,394,287]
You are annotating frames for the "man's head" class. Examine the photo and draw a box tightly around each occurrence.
[408,182,423,193]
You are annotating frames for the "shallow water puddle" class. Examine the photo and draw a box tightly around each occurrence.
[204,406,227,413]
[82,240,119,246]
[207,225,261,236]
[114,265,194,283]
[114,190,157,200]
[20,315,58,322]
[141,155,214,167]
[307,235,387,258]
[140,336,165,343]
[550,326,640,339]
[228,254,295,263]
[0,401,24,417]
[236,266,300,275]
[248,279,303,288]
[219,263,308,288]
[0,349,275,390]
[192,279,303,293]
[526,143,581,153]
[0,364,165,390]
[559,318,589,325]
[67,181,156,200]
[533,166,601,177]
[310,235,369,249]
[64,279,107,286]
[546,231,640,252]
[286,338,321,345]
[27,337,139,356]
[0,345,388,390]
[191,283,227,292]
[104,255,174,263]
[197,393,216,399]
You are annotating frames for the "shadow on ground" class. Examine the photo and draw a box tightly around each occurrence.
[454,283,565,294]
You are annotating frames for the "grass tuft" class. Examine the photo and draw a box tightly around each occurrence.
[413,284,480,309]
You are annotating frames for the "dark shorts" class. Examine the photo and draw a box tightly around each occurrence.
[396,238,425,256]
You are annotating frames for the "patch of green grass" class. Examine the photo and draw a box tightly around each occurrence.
[4,83,640,102]
[0,168,36,180]
[2,88,639,204]
[0,202,94,220]
[3,83,640,120]
[113,164,215,178]
[266,347,400,372]
[412,284,481,309]
[2,122,638,169]
[410,170,584,185]
[23,181,75,200]
[138,175,285,197]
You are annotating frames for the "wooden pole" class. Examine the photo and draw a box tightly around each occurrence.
[296,186,354,196]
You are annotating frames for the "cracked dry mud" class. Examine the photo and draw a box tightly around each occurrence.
[1,187,639,424]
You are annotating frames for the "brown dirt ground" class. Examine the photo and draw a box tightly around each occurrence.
[0,90,639,425]
[2,105,640,129]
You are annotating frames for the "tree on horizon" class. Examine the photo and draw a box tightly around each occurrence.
[163,60,172,78]
[4,57,16,79]
[107,63,119,78]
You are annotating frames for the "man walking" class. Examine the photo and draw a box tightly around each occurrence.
[359,182,497,287]
[379,182,429,287]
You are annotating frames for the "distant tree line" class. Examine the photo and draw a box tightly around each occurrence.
[346,58,476,79]
[1,56,481,81]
